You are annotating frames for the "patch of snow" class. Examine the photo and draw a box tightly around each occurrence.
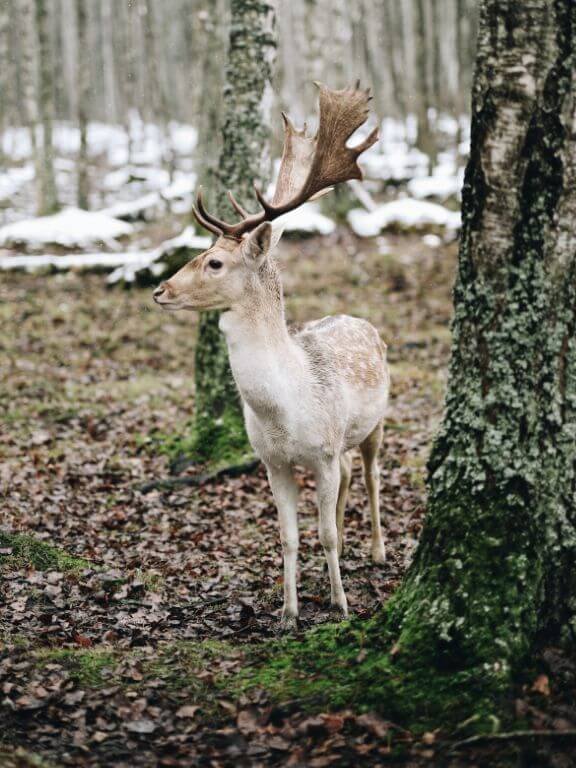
[0,208,133,250]
[162,174,196,200]
[277,203,335,236]
[107,226,211,285]
[362,146,430,182]
[422,234,443,248]
[170,124,198,156]
[101,193,164,222]
[348,199,461,238]
[159,226,211,253]
[407,169,464,200]
[0,251,151,272]
[0,165,34,202]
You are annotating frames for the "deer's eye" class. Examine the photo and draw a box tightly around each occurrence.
[208,259,223,271]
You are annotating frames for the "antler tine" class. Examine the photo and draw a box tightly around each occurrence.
[353,126,380,157]
[227,190,250,218]
[196,187,233,234]
[253,182,274,214]
[192,188,224,236]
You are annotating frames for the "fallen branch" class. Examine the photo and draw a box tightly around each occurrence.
[137,458,261,493]
[449,729,576,753]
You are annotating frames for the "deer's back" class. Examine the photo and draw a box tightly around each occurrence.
[292,314,388,392]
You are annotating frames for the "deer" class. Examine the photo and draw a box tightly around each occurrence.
[153,83,389,630]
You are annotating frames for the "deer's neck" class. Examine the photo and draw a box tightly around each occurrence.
[219,264,301,416]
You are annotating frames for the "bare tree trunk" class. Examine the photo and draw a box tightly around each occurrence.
[0,0,10,165]
[35,0,59,214]
[140,0,173,178]
[100,0,118,125]
[192,0,229,207]
[19,0,42,213]
[191,0,276,467]
[76,0,89,209]
[414,0,436,173]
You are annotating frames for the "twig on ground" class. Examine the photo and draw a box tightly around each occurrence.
[137,459,261,493]
[449,729,576,753]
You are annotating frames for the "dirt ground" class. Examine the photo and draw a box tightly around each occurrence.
[2,231,573,767]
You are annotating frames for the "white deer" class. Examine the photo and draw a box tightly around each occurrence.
[153,83,389,629]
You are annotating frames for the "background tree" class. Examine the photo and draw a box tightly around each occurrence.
[190,0,276,467]
[35,0,59,214]
[76,0,89,209]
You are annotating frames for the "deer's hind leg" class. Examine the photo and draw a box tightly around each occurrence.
[360,421,386,564]
[336,452,352,557]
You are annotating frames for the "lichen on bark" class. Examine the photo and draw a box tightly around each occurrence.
[186,0,277,466]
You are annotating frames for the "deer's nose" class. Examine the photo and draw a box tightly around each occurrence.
[153,282,170,302]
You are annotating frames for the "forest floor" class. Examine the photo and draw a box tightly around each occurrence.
[1,231,575,767]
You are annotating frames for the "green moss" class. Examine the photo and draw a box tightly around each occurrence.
[36,649,116,688]
[146,640,239,696]
[0,744,58,768]
[0,533,91,573]
[233,609,508,735]
[155,404,254,472]
[230,493,538,734]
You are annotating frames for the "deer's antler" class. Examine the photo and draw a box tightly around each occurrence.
[193,82,379,239]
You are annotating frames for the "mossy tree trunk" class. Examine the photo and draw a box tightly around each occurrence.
[191,0,276,466]
[384,0,576,697]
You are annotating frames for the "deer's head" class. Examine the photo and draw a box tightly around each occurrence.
[153,82,378,313]
[152,223,272,312]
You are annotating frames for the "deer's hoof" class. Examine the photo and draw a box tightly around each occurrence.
[371,546,386,564]
[329,601,349,621]
[279,615,298,633]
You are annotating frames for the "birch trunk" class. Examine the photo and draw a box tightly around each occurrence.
[191,0,276,466]
[35,0,59,214]
[76,0,89,209]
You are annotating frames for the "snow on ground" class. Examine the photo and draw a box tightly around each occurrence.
[0,250,151,272]
[276,203,335,236]
[407,167,464,200]
[101,193,166,222]
[0,208,133,250]
[0,225,211,278]
[0,165,34,202]
[348,198,461,238]
[107,226,212,284]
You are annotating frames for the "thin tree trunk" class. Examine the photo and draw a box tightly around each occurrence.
[140,0,173,178]
[20,0,42,213]
[0,0,10,165]
[191,0,276,467]
[35,0,59,214]
[414,0,436,173]
[76,0,89,209]
[192,0,228,208]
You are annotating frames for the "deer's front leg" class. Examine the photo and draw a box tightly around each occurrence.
[315,458,348,618]
[266,462,300,630]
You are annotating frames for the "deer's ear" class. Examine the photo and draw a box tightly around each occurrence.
[242,222,272,268]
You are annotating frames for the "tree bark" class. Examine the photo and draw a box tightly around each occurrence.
[383,0,576,703]
[191,0,276,467]
[192,0,228,205]
[76,0,89,209]
[35,0,59,215]
[414,0,437,173]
